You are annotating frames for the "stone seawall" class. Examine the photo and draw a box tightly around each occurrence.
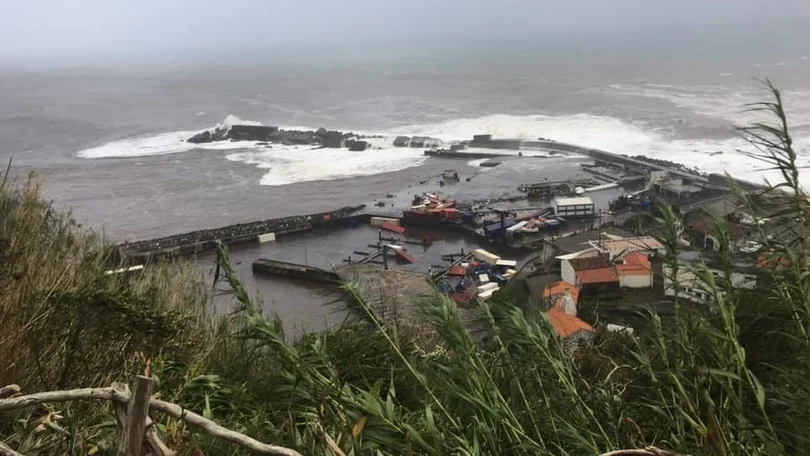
[117,205,366,261]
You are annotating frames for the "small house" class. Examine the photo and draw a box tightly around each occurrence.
[546,305,594,355]
[616,251,653,288]
[650,171,703,200]
[560,256,610,286]
[575,266,620,295]
[553,196,595,218]
[663,250,757,303]
[599,237,664,261]
[542,280,580,312]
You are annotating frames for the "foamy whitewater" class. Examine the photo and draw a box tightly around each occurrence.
[75,85,810,187]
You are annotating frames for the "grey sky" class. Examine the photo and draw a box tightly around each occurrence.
[2,0,809,65]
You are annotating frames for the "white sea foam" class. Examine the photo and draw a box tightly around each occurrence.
[600,83,810,129]
[394,112,810,187]
[77,104,810,187]
[226,138,429,186]
[77,115,267,159]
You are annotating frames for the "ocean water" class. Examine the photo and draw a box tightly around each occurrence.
[3,54,810,334]
[2,55,810,241]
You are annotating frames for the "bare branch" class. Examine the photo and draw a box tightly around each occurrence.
[0,385,20,399]
[117,376,154,456]
[112,382,176,456]
[0,387,302,456]
[0,440,24,456]
[599,447,688,456]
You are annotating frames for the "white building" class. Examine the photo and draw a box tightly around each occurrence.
[557,250,600,285]
[553,196,595,218]
[616,251,654,289]
[663,251,757,303]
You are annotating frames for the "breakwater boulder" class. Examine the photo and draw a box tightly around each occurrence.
[186,123,360,148]
[228,125,279,141]
[187,126,229,143]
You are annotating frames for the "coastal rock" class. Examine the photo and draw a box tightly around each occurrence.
[211,127,228,141]
[227,125,279,141]
[323,130,343,148]
[187,130,211,143]
[394,136,411,147]
[346,139,368,151]
[186,123,353,147]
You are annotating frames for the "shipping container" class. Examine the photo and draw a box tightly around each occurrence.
[370,217,401,227]
[478,282,499,293]
[474,249,501,264]
[257,232,276,243]
[449,266,467,277]
[381,221,406,234]
[506,221,528,232]
[478,289,495,300]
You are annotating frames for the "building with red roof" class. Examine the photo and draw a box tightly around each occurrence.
[616,251,653,288]
[543,280,580,304]
[546,304,594,355]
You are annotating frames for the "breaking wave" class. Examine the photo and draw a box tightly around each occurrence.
[395,112,810,186]
[76,115,265,159]
[76,104,810,186]
[226,138,429,186]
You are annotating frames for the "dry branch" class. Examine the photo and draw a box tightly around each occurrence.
[0,385,20,399]
[118,376,153,456]
[0,387,302,456]
[599,448,686,456]
[111,382,175,456]
[0,440,24,456]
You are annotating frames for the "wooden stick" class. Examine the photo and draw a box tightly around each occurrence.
[0,388,301,456]
[599,448,684,456]
[0,440,24,456]
[112,382,175,456]
[118,376,153,456]
[0,385,20,399]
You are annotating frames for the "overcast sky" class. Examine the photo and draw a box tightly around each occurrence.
[2,0,809,65]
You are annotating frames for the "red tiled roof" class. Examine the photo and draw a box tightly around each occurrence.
[757,252,790,271]
[546,305,594,337]
[576,266,619,284]
[616,264,651,276]
[543,280,580,303]
[693,218,747,237]
[616,251,652,276]
[623,251,650,266]
[569,256,612,271]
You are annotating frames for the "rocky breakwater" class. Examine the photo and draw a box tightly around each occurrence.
[187,123,358,148]
[116,205,366,260]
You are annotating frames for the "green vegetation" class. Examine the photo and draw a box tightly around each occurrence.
[2,83,810,455]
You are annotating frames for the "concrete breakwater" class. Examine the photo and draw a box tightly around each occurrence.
[118,205,365,260]
[522,139,763,191]
[252,259,342,284]
[424,149,513,159]
[462,135,762,192]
